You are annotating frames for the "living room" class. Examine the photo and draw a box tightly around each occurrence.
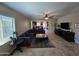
[0,2,79,56]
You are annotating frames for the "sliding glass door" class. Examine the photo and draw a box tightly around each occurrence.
[0,15,16,41]
[0,15,3,41]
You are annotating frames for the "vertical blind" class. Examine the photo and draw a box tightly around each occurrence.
[0,15,16,41]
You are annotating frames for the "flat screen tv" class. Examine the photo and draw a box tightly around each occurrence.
[60,23,70,29]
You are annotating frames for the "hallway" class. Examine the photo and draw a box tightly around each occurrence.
[12,32,79,56]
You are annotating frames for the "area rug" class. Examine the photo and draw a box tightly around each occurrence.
[30,40,55,48]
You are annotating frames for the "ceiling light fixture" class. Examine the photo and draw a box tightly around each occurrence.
[45,17,48,20]
[45,14,48,20]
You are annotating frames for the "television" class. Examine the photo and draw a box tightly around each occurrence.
[60,22,70,29]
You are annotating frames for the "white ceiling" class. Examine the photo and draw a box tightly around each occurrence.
[3,2,79,19]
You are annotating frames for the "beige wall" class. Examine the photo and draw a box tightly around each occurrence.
[48,18,57,33]
[0,3,30,35]
[57,7,79,32]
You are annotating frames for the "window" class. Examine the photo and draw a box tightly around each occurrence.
[0,15,16,42]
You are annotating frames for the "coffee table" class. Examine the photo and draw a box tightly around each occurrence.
[35,34,48,43]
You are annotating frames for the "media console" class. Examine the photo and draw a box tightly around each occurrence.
[54,29,75,42]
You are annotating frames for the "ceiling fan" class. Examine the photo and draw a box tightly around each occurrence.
[44,14,49,20]
[44,13,55,20]
[39,11,57,20]
[38,11,59,20]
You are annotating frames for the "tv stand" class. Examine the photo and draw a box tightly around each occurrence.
[54,29,75,42]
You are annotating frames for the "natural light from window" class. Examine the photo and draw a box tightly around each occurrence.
[0,15,16,46]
